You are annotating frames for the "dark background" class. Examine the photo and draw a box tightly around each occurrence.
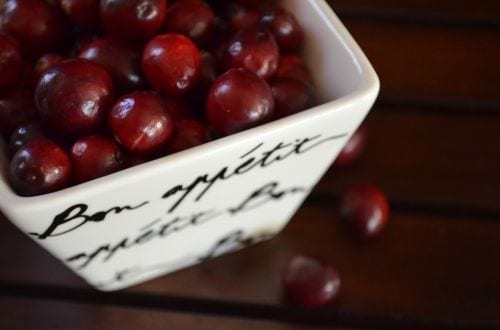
[1,0,500,328]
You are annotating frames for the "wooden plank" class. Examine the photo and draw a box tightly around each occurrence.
[2,202,499,326]
[329,0,500,22]
[337,19,500,109]
[0,296,327,330]
[315,109,500,212]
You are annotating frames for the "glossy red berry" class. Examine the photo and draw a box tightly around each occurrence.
[276,54,313,84]
[32,53,64,86]
[282,255,341,307]
[270,77,315,118]
[335,124,368,167]
[163,0,215,47]
[206,68,274,135]
[227,4,260,32]
[260,7,303,52]
[0,88,38,138]
[167,119,211,153]
[339,184,390,241]
[109,91,173,154]
[8,121,46,155]
[9,138,71,196]
[60,0,100,31]
[35,58,114,135]
[79,39,145,93]
[222,27,279,80]
[0,33,24,89]
[0,0,69,58]
[100,0,167,43]
[70,135,124,183]
[142,33,201,96]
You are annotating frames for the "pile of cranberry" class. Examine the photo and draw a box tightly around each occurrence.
[0,0,316,196]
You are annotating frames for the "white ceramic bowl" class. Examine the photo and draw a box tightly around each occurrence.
[0,0,379,291]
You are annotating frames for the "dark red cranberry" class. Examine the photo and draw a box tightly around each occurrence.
[335,124,368,167]
[206,68,274,135]
[276,54,313,84]
[142,33,201,96]
[0,33,24,89]
[109,91,173,154]
[270,77,315,118]
[233,0,270,6]
[0,88,38,138]
[100,0,167,43]
[60,0,100,31]
[163,0,215,47]
[282,255,341,307]
[8,121,46,155]
[227,4,260,32]
[0,0,69,58]
[32,53,64,87]
[163,96,196,120]
[9,138,71,196]
[339,184,390,242]
[167,119,211,153]
[79,39,145,93]
[222,27,279,80]
[260,7,303,52]
[70,135,124,183]
[35,58,114,135]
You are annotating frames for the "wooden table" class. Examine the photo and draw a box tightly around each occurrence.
[1,1,500,328]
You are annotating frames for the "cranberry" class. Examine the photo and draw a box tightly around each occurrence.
[0,0,69,58]
[222,27,279,80]
[32,53,64,87]
[100,0,167,43]
[335,124,368,167]
[163,96,196,120]
[276,54,313,84]
[35,58,114,135]
[339,184,390,242]
[109,91,173,154]
[8,121,46,155]
[282,255,341,307]
[188,51,218,110]
[167,119,211,153]
[9,138,71,196]
[59,0,100,31]
[0,33,24,89]
[226,4,260,32]
[260,7,303,52]
[271,77,315,118]
[70,135,124,183]
[206,68,274,135]
[79,39,145,93]
[142,33,201,96]
[163,0,215,47]
[0,88,38,138]
[233,0,270,6]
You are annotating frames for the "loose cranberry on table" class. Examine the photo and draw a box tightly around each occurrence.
[35,58,114,135]
[100,0,167,43]
[275,54,313,84]
[0,88,38,138]
[8,121,46,156]
[142,33,202,96]
[163,0,215,47]
[260,7,304,52]
[109,91,174,154]
[70,135,124,183]
[206,68,275,136]
[79,39,145,93]
[166,119,211,154]
[0,34,24,89]
[0,0,69,58]
[271,77,315,118]
[339,183,390,242]
[282,255,341,307]
[334,123,368,167]
[8,139,72,196]
[222,27,279,80]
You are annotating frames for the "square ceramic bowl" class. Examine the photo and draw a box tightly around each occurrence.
[0,0,379,291]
